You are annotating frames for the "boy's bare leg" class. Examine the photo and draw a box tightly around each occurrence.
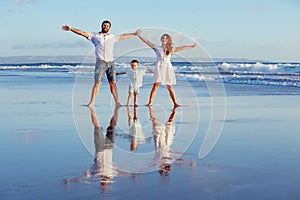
[134,93,138,107]
[87,82,101,108]
[127,93,132,107]
[167,85,180,107]
[146,83,160,106]
[109,82,122,107]
[133,106,138,120]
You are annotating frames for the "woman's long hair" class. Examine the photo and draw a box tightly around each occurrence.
[161,34,173,56]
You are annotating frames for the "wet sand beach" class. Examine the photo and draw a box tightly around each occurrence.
[1,70,300,200]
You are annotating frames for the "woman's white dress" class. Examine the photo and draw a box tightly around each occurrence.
[153,45,176,85]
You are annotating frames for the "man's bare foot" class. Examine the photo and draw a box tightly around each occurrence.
[134,104,138,107]
[174,103,180,108]
[146,103,152,107]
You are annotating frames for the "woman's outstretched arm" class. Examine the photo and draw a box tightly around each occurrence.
[174,43,199,53]
[137,31,155,49]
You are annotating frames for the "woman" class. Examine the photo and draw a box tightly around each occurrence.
[137,32,198,107]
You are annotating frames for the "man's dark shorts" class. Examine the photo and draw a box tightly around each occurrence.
[94,60,116,83]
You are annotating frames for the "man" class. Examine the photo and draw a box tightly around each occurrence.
[62,20,140,107]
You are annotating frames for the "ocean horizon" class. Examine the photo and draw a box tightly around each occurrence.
[0,55,294,64]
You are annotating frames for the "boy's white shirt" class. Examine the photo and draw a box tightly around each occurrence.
[126,68,147,88]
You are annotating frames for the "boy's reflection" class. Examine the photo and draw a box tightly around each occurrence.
[149,106,177,176]
[127,106,149,151]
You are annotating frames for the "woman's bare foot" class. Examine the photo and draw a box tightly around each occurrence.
[115,102,122,107]
[87,103,94,108]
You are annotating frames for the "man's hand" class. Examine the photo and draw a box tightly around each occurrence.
[192,43,199,48]
[62,25,72,31]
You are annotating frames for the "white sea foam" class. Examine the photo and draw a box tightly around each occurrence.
[1,61,299,87]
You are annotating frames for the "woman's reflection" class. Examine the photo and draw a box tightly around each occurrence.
[149,106,177,176]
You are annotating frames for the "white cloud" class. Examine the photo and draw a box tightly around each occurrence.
[251,5,264,12]
[14,0,39,5]
[12,41,90,50]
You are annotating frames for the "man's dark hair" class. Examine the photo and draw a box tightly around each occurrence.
[101,20,111,27]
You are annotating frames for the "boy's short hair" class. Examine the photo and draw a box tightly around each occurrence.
[131,59,139,64]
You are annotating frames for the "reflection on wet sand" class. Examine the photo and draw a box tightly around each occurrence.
[63,106,196,191]
[127,106,151,151]
[89,107,119,190]
[149,106,178,176]
[63,107,120,192]
[149,106,197,176]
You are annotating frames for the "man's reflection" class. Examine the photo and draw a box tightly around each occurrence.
[87,107,119,190]
[149,106,177,176]
[63,107,120,192]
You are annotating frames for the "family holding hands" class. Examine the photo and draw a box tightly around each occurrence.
[62,20,198,108]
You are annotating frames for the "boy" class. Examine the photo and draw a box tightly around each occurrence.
[117,60,152,107]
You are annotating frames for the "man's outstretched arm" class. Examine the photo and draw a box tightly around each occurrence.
[62,24,89,39]
[118,29,141,40]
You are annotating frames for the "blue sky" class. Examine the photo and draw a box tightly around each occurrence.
[0,0,299,62]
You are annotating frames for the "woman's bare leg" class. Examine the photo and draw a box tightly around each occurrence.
[146,83,160,106]
[167,85,180,107]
